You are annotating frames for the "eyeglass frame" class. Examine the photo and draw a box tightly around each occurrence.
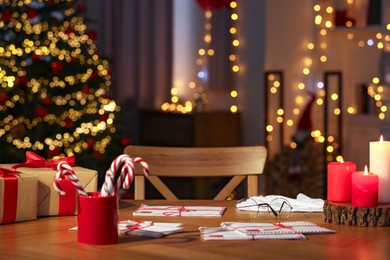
[235,197,293,221]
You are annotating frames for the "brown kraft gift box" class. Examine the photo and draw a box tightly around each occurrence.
[0,167,38,224]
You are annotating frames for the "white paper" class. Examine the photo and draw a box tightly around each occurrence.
[133,204,226,217]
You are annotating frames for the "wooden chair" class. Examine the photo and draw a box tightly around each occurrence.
[124,145,267,200]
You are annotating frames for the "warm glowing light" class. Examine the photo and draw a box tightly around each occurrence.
[286,119,293,126]
[320,55,327,62]
[334,108,341,115]
[303,68,310,75]
[331,93,338,100]
[230,105,238,113]
[337,156,344,163]
[347,106,356,114]
[277,108,284,116]
[298,83,305,90]
[266,125,273,132]
[307,43,314,50]
[347,33,354,40]
[231,90,238,97]
[372,77,380,84]
[314,5,321,11]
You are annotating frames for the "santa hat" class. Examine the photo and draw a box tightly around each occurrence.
[297,92,316,131]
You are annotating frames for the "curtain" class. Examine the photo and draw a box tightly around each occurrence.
[84,0,172,108]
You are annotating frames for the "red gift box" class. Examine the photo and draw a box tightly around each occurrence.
[0,167,37,224]
[9,151,98,216]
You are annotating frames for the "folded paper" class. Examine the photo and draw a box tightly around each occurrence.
[133,204,226,217]
[70,220,184,238]
[0,167,37,224]
[200,221,335,241]
[119,220,183,238]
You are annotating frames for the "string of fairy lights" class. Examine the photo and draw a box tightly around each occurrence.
[0,0,118,157]
[266,0,390,162]
[161,0,239,114]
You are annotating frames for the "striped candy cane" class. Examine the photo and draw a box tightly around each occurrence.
[133,157,149,177]
[101,154,134,197]
[54,161,88,196]
[101,155,149,197]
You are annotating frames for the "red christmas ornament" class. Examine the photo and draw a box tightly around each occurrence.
[47,147,61,159]
[90,70,99,81]
[51,61,64,74]
[0,92,8,105]
[35,107,48,118]
[64,118,73,128]
[120,136,132,147]
[32,54,41,61]
[195,0,232,11]
[98,113,109,122]
[81,85,91,94]
[1,10,12,23]
[87,30,97,40]
[93,151,104,160]
[26,8,38,19]
[76,3,86,12]
[16,76,29,86]
[41,97,52,106]
[86,139,95,149]
[65,28,75,36]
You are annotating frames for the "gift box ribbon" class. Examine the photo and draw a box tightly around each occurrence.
[12,151,77,215]
[12,151,76,170]
[0,167,20,224]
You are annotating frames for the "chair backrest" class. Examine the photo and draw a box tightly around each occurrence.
[124,145,267,200]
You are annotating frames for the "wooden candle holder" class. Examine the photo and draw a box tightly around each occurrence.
[323,201,390,227]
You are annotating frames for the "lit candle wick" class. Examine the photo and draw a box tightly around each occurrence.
[380,135,383,143]
[364,165,368,176]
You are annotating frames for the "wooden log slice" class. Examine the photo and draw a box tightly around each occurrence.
[323,201,390,227]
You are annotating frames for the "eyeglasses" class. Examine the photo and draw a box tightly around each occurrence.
[235,197,293,222]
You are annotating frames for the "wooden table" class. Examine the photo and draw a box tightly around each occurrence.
[1,200,389,259]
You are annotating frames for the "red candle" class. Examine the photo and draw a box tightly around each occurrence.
[327,159,356,202]
[352,166,378,208]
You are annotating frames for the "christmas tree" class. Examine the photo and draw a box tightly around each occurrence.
[0,0,130,186]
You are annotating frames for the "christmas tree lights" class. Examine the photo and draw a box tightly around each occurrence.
[0,0,129,180]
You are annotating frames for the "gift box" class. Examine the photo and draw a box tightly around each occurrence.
[0,167,38,224]
[5,152,98,216]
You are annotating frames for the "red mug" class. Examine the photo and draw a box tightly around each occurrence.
[77,192,118,245]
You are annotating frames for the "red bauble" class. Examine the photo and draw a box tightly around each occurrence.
[35,107,48,118]
[2,10,12,23]
[32,54,41,61]
[87,30,97,40]
[86,139,95,149]
[120,137,132,147]
[98,113,109,122]
[64,118,73,128]
[195,0,232,11]
[26,8,38,19]
[76,3,86,12]
[47,147,61,159]
[90,70,99,81]
[81,85,91,94]
[41,97,52,106]
[93,151,103,160]
[51,61,64,74]
[0,92,8,105]
[16,76,29,86]
[65,28,75,36]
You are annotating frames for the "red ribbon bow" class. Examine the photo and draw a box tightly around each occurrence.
[0,167,20,178]
[12,151,76,170]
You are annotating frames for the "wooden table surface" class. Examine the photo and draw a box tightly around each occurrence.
[0,200,389,259]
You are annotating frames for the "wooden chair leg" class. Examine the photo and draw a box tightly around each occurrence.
[247,175,259,197]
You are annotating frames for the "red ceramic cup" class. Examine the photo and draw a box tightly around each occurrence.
[77,192,118,245]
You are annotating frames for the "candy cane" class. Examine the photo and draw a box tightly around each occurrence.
[101,155,149,197]
[54,161,88,196]
[101,154,134,197]
[133,157,149,177]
